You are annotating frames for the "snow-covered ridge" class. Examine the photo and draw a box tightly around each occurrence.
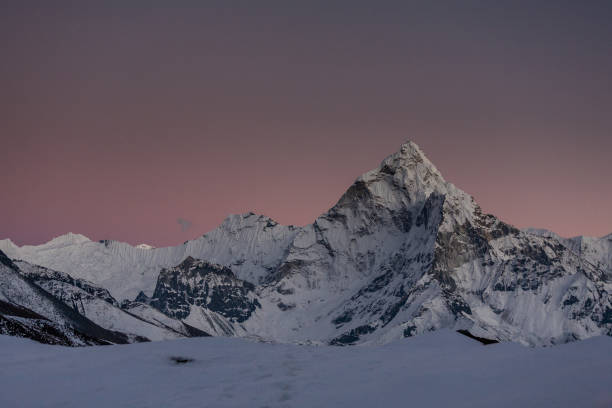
[0,213,298,301]
[523,227,612,276]
[524,227,612,241]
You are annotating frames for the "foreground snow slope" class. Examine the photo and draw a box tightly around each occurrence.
[1,331,611,408]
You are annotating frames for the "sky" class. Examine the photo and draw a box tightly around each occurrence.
[1,1,611,247]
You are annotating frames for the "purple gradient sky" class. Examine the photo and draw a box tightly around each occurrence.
[2,1,611,247]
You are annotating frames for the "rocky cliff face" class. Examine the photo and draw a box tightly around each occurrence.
[146,257,260,337]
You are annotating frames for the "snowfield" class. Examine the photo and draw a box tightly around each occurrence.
[1,330,611,408]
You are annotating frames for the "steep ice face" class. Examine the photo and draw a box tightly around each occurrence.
[356,141,477,231]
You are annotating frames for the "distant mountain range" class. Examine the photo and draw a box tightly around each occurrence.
[1,142,611,346]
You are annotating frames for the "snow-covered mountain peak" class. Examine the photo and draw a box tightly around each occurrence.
[522,228,566,240]
[0,239,17,255]
[42,233,92,248]
[353,141,474,215]
[177,256,197,268]
[135,244,155,250]
[332,141,476,233]
[394,140,431,163]
[168,257,237,281]
[219,212,290,233]
[396,140,441,172]
[0,233,91,253]
[175,256,221,272]
[359,141,444,192]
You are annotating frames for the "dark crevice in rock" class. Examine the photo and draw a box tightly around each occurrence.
[457,329,499,345]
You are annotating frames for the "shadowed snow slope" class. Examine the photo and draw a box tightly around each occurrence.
[1,331,611,408]
[14,260,208,341]
[0,217,298,302]
[0,252,129,345]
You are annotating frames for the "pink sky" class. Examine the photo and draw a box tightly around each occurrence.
[2,2,611,246]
